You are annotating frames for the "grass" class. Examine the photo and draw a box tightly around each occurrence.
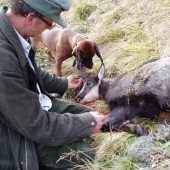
[60,0,170,169]
[2,0,170,169]
[94,29,126,46]
[35,0,170,168]
[75,3,97,21]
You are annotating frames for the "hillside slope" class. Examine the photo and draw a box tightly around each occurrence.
[42,1,170,169]
[1,0,170,169]
[61,0,170,76]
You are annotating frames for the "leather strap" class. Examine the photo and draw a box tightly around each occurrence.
[74,36,88,48]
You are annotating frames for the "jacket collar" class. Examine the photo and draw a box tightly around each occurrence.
[0,6,27,68]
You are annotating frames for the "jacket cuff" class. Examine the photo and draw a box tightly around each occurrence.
[75,112,97,140]
[82,112,97,127]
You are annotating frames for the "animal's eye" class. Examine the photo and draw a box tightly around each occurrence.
[87,82,91,86]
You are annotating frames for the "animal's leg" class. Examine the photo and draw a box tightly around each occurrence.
[45,49,55,62]
[101,105,153,135]
[55,58,62,77]
[105,106,136,125]
[101,121,145,136]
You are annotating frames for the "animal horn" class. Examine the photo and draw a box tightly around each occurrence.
[98,63,105,85]
[72,57,77,67]
[78,63,87,79]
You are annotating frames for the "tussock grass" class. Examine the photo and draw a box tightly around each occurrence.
[94,29,125,46]
[1,0,170,169]
[34,0,170,168]
[75,3,97,21]
[60,0,170,169]
[78,132,139,170]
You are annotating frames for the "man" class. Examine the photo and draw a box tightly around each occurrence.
[0,0,106,170]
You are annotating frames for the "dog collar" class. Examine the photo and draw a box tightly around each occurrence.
[74,36,88,48]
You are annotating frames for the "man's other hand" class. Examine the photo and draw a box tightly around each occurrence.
[67,75,83,89]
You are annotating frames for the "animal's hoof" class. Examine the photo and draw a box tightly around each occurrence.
[118,122,145,136]
[101,122,145,136]
[134,124,145,136]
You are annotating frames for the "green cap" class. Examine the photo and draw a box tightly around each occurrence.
[23,0,71,27]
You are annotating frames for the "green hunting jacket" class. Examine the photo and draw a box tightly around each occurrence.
[0,6,95,170]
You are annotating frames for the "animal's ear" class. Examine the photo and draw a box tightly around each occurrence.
[76,49,81,70]
[72,47,78,68]
[94,42,103,63]
[72,47,81,69]
[98,63,105,81]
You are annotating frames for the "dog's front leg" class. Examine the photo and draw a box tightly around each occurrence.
[45,49,55,63]
[55,58,63,77]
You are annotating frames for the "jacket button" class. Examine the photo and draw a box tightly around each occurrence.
[91,122,95,126]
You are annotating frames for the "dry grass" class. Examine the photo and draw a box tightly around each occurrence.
[2,0,170,169]
[59,0,170,169]
[35,0,170,169]
[61,0,170,75]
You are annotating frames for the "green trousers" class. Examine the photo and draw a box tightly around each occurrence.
[35,97,95,169]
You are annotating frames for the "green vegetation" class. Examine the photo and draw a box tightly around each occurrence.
[75,3,97,21]
[95,29,125,45]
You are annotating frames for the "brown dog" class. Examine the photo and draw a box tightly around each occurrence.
[30,28,103,77]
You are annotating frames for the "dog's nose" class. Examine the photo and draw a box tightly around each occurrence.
[82,60,93,69]
[85,64,93,69]
[89,65,93,69]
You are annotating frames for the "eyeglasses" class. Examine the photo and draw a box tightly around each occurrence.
[40,17,56,28]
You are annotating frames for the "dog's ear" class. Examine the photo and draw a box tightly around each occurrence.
[72,47,77,67]
[73,57,77,67]
[76,49,81,70]
[94,42,103,63]
[72,47,81,69]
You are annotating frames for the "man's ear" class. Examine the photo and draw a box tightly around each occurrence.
[25,13,36,26]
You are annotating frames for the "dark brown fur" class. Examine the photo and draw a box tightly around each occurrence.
[76,58,170,135]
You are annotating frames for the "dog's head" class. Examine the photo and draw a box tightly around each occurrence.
[72,39,103,70]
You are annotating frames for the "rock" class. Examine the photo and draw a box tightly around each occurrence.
[151,124,170,143]
[127,136,167,166]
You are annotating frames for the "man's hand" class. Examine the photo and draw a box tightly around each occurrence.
[89,112,106,133]
[67,75,83,89]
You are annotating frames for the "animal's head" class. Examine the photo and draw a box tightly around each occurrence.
[75,63,105,104]
[72,39,103,70]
